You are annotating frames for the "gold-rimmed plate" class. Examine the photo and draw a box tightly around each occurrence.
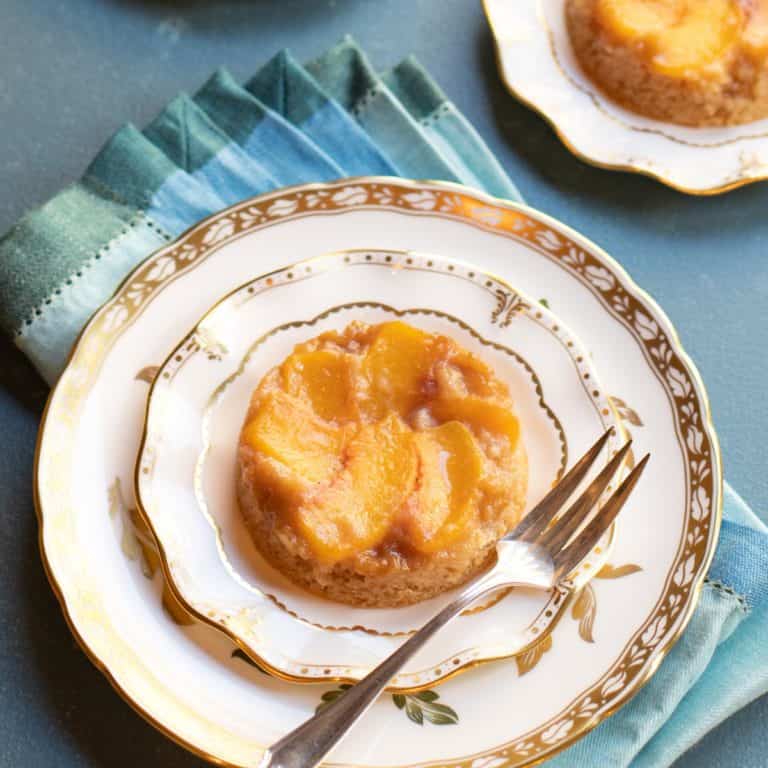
[35,178,721,768]
[134,248,619,691]
[483,0,768,195]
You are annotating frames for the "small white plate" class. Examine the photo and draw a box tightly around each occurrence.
[484,0,768,194]
[135,248,618,691]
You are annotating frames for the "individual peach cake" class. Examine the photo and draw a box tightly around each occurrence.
[566,0,768,126]
[237,321,528,607]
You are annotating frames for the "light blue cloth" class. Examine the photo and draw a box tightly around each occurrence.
[549,487,768,767]
[247,49,398,177]
[307,37,462,181]
[0,40,765,768]
[382,55,522,201]
[193,68,344,185]
[143,94,280,204]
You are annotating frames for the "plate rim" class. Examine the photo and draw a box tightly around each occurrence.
[133,246,618,692]
[482,0,768,196]
[33,176,723,768]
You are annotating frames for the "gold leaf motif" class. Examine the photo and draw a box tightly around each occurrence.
[691,485,710,522]
[471,757,509,768]
[401,190,437,210]
[371,188,394,205]
[609,396,643,426]
[572,584,597,643]
[107,478,194,626]
[438,194,462,212]
[601,671,627,698]
[469,204,502,226]
[331,186,369,206]
[562,244,587,267]
[120,520,141,566]
[266,198,300,217]
[145,255,176,283]
[686,424,704,454]
[673,554,697,588]
[135,366,160,384]
[584,265,615,291]
[641,614,669,648]
[596,563,643,579]
[535,228,562,251]
[175,243,198,262]
[610,395,644,470]
[666,366,692,398]
[515,632,553,676]
[128,506,159,579]
[634,310,659,341]
[490,288,529,328]
[624,439,637,471]
[541,718,573,745]
[202,217,236,245]
[101,304,129,333]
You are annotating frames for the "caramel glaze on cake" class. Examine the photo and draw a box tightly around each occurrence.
[567,0,768,126]
[237,321,528,608]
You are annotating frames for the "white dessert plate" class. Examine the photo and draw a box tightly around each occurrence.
[134,248,619,691]
[483,0,768,194]
[35,178,721,767]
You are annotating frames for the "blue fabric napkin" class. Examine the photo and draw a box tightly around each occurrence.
[0,35,765,768]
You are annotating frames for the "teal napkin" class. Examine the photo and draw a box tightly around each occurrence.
[247,49,397,177]
[0,36,765,768]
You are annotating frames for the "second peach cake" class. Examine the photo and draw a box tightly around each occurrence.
[567,0,768,127]
[237,321,528,608]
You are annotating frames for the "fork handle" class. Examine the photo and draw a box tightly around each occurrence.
[259,574,498,768]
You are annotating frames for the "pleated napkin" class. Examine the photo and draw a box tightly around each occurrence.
[0,34,765,768]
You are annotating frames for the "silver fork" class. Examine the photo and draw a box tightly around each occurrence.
[260,429,649,768]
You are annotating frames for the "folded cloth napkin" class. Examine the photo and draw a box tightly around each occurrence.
[0,33,765,768]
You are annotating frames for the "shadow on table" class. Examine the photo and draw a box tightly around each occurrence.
[476,25,768,228]
[0,335,48,415]
[105,0,356,31]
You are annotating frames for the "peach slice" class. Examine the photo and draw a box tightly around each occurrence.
[362,321,434,418]
[241,390,344,485]
[744,1,768,55]
[448,350,508,398]
[408,421,484,553]
[597,0,684,37]
[652,1,741,75]
[597,0,742,75]
[432,396,521,450]
[295,414,418,563]
[281,350,354,423]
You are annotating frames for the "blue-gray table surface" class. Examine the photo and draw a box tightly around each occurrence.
[1,1,766,766]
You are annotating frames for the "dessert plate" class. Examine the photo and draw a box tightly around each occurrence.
[35,178,721,767]
[135,248,619,690]
[483,0,768,194]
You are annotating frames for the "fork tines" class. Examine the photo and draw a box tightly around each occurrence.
[514,428,649,579]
